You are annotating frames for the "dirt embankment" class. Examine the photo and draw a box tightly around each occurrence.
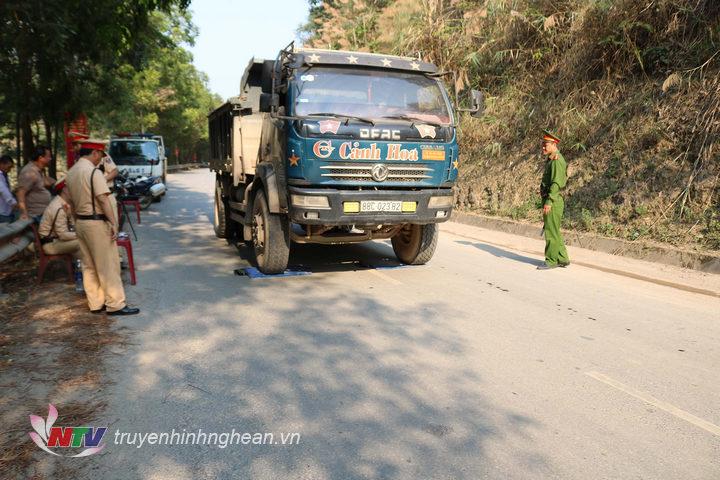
[305,0,720,253]
[0,255,129,479]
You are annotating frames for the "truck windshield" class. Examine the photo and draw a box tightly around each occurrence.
[293,67,452,125]
[110,140,159,166]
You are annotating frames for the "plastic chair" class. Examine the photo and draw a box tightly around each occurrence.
[121,199,142,224]
[30,224,74,284]
[116,236,136,285]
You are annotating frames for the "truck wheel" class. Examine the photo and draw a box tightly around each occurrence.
[251,190,290,274]
[391,223,439,265]
[214,181,232,239]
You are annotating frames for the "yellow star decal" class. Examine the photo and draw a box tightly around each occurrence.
[289,154,300,167]
[453,160,459,170]
[381,58,392,67]
[347,55,359,64]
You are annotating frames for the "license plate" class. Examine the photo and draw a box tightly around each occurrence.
[360,200,402,212]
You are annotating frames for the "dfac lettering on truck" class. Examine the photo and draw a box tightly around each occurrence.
[209,44,483,274]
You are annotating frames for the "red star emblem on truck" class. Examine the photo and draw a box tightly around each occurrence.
[318,119,341,134]
[289,154,300,166]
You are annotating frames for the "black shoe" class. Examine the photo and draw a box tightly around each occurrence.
[537,264,559,270]
[107,306,140,316]
[91,306,106,314]
[559,262,570,268]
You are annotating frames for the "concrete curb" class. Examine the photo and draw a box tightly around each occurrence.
[452,211,720,274]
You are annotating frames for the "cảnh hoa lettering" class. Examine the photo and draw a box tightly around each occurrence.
[312,141,419,161]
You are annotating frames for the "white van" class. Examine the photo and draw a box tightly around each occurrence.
[109,134,168,183]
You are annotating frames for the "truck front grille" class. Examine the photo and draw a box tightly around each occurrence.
[319,164,432,182]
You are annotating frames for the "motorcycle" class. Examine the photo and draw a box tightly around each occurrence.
[116,172,166,210]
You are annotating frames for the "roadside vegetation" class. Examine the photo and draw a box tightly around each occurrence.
[0,1,220,178]
[303,0,720,251]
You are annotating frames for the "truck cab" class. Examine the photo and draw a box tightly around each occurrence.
[210,46,482,273]
[110,133,168,183]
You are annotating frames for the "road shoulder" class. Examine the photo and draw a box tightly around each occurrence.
[442,221,720,298]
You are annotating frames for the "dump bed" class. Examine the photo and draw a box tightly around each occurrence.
[208,58,271,186]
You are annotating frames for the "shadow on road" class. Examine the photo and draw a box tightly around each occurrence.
[455,240,545,268]
[71,171,550,479]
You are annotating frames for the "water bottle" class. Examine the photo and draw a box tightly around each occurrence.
[74,260,84,293]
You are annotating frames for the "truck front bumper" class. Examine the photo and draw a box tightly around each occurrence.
[287,187,454,226]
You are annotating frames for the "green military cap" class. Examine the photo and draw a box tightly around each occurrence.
[542,130,560,144]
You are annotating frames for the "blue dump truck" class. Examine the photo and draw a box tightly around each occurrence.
[209,44,483,273]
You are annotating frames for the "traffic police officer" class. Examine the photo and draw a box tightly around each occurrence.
[37,178,81,256]
[74,137,119,222]
[538,130,570,270]
[66,139,139,315]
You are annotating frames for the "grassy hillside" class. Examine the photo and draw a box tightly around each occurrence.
[304,0,720,251]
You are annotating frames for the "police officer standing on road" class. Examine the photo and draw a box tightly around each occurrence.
[538,130,570,270]
[66,139,139,315]
[74,138,119,221]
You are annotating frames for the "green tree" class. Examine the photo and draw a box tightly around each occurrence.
[0,0,190,174]
[93,8,221,164]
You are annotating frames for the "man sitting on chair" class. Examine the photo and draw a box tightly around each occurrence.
[37,178,80,257]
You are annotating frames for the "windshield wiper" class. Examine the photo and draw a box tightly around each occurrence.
[307,112,375,126]
[379,115,443,128]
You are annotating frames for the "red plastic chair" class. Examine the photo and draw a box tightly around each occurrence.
[121,199,142,224]
[30,224,74,284]
[116,236,136,285]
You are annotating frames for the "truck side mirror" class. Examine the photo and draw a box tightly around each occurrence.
[470,89,484,118]
[456,89,485,118]
[260,93,280,113]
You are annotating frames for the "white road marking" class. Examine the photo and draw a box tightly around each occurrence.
[367,269,403,285]
[586,371,720,437]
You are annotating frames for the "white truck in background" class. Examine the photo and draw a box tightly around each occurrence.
[110,133,168,184]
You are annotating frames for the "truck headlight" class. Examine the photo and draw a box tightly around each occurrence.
[428,196,453,209]
[291,195,331,209]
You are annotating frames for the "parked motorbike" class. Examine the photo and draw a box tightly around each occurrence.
[116,172,166,210]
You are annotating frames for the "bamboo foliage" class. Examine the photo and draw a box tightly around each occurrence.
[303,0,720,248]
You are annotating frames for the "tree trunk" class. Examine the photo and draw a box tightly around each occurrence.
[34,121,41,147]
[20,113,34,165]
[44,118,56,179]
[15,113,21,164]
[53,121,61,176]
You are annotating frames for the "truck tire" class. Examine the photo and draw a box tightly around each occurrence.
[251,190,290,274]
[391,223,439,265]
[214,181,232,239]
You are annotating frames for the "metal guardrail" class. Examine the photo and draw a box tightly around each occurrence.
[0,218,33,264]
[166,163,207,172]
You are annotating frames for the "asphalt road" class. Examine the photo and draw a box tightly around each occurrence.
[73,169,719,479]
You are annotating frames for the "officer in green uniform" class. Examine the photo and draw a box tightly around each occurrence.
[538,130,570,269]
